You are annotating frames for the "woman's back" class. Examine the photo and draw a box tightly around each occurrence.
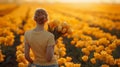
[24,29,58,66]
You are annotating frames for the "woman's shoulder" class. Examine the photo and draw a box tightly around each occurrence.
[24,30,33,35]
[45,31,54,37]
[25,29,54,37]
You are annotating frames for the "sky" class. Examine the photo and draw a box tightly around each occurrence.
[57,0,101,3]
[0,0,120,3]
[39,0,120,3]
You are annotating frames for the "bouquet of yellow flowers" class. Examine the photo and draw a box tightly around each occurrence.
[48,20,72,40]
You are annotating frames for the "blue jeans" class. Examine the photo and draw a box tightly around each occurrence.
[29,63,59,67]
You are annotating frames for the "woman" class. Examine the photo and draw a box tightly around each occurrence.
[24,8,58,67]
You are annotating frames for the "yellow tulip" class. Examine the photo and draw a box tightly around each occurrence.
[101,64,109,67]
[90,58,96,64]
[82,55,88,62]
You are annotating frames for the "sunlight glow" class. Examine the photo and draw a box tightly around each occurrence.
[57,0,120,3]
[58,0,100,3]
[0,0,120,3]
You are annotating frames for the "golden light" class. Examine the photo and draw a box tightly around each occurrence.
[0,0,120,3]
[57,0,120,3]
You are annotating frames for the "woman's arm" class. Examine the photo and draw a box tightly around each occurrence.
[46,34,56,62]
[46,45,54,62]
[24,42,33,63]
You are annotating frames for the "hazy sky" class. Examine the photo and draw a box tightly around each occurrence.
[0,0,120,3]
[44,0,120,3]
[57,0,120,3]
[58,0,101,3]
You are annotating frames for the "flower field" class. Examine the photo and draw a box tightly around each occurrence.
[0,3,120,67]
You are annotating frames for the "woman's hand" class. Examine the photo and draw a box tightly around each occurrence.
[24,42,33,63]
[46,45,54,62]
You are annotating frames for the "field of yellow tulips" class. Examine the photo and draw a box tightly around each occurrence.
[0,3,120,67]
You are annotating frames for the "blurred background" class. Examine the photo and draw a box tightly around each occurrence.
[0,0,120,67]
[0,0,120,3]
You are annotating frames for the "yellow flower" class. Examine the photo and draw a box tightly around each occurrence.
[61,22,69,29]
[82,55,88,62]
[18,62,27,67]
[108,43,116,50]
[73,64,81,67]
[86,45,93,51]
[67,28,73,34]
[16,50,22,55]
[60,66,65,67]
[20,35,24,42]
[71,40,76,45]
[60,51,66,57]
[100,51,108,57]
[60,47,66,51]
[0,50,5,62]
[105,55,115,65]
[115,59,120,66]
[62,28,67,34]
[94,52,101,60]
[81,48,90,55]
[101,64,109,67]
[66,56,72,62]
[57,25,62,32]
[65,62,73,67]
[75,41,84,48]
[90,58,96,64]
[105,48,112,54]
[58,58,66,65]
[95,46,104,53]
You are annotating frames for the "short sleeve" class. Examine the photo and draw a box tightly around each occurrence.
[24,31,29,43]
[47,34,55,46]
